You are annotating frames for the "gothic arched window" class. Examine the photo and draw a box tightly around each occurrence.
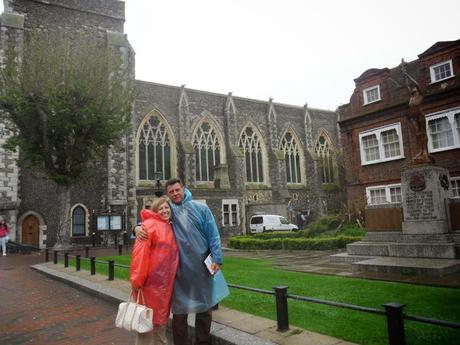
[239,126,264,183]
[193,122,221,182]
[280,132,301,183]
[138,115,172,181]
[315,135,334,184]
[72,206,86,236]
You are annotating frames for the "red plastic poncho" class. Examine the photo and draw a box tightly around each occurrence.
[130,209,179,325]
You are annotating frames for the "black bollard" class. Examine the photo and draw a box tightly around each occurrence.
[90,257,96,275]
[273,286,289,332]
[124,231,129,251]
[76,255,81,271]
[53,250,58,264]
[45,249,49,262]
[108,260,114,280]
[384,303,406,345]
[92,232,96,247]
[85,246,89,258]
[64,252,69,268]
[118,244,123,255]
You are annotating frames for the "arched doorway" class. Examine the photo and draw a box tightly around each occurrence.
[22,215,39,247]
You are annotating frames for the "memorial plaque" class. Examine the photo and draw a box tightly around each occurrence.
[405,190,435,220]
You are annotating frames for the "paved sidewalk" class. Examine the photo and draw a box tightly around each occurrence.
[0,252,136,345]
[31,260,357,345]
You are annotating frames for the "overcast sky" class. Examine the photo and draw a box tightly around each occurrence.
[2,1,459,110]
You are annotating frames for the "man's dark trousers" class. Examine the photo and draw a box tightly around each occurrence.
[172,309,212,345]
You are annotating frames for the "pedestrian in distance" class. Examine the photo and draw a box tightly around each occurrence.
[134,177,229,345]
[0,216,10,256]
[130,196,180,345]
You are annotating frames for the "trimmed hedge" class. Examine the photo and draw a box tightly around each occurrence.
[251,231,306,240]
[228,236,361,250]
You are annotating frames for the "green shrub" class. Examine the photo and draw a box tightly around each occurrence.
[251,231,305,240]
[304,215,340,237]
[336,223,367,237]
[228,236,361,250]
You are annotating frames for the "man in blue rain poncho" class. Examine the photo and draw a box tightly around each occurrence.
[135,178,229,345]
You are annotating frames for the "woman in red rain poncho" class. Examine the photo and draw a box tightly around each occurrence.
[130,196,179,345]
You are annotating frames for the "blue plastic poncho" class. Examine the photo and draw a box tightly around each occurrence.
[170,188,230,314]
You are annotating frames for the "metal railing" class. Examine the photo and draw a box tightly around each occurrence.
[45,248,460,345]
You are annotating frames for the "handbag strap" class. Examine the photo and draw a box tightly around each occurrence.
[131,289,147,305]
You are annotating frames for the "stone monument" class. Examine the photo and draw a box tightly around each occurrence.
[330,61,458,275]
[400,60,450,234]
[400,59,452,236]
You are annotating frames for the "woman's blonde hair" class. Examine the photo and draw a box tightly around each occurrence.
[150,196,170,213]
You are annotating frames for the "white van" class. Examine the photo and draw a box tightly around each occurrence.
[249,214,298,234]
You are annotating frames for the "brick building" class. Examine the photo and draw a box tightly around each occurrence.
[0,0,341,248]
[338,39,460,232]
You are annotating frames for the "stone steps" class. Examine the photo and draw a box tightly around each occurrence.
[351,257,460,277]
[364,232,456,243]
[329,252,375,263]
[347,241,457,259]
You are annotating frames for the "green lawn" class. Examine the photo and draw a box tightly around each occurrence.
[68,255,460,345]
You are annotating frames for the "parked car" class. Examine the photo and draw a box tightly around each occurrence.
[249,214,298,234]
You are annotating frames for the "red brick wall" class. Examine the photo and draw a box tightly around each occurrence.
[340,40,460,210]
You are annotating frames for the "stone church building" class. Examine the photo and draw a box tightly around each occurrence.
[0,0,341,248]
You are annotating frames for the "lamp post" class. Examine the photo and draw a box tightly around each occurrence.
[154,171,163,197]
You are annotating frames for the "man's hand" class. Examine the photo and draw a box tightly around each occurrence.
[134,224,148,240]
[211,263,221,273]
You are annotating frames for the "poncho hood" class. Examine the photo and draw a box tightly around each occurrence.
[140,208,169,223]
[182,188,192,203]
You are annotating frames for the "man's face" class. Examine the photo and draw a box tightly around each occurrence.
[166,182,185,204]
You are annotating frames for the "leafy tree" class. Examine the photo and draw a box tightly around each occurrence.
[0,32,134,248]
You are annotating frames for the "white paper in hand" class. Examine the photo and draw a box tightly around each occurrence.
[203,253,216,275]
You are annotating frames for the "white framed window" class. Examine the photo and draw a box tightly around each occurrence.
[70,204,89,237]
[429,60,454,83]
[359,123,404,165]
[366,184,402,205]
[451,177,460,198]
[427,107,460,152]
[363,85,381,105]
[222,199,239,226]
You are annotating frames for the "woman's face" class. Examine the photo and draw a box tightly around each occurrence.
[157,202,171,221]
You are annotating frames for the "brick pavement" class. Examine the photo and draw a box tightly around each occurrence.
[0,252,136,345]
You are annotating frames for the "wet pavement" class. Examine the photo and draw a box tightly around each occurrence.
[0,251,137,345]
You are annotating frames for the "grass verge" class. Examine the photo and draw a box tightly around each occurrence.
[67,255,460,345]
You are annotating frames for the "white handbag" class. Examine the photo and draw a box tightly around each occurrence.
[115,289,154,333]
